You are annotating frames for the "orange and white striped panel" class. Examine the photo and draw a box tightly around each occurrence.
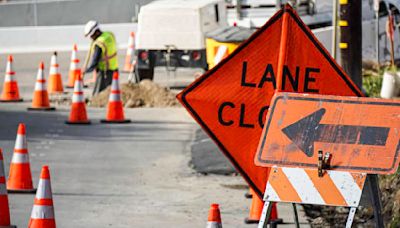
[264,167,366,207]
[213,45,229,65]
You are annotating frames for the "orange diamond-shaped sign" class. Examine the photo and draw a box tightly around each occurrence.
[177,5,362,198]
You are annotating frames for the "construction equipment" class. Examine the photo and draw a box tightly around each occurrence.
[135,0,227,81]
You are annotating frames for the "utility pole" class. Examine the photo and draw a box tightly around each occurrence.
[339,0,362,89]
[340,3,384,227]
[332,0,338,59]
[374,0,380,66]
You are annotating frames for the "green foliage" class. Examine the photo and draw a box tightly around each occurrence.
[362,69,383,97]
[390,216,400,228]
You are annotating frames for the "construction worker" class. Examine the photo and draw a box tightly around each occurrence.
[83,20,119,95]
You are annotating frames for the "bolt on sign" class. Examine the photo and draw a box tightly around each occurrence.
[255,92,400,174]
[177,4,362,198]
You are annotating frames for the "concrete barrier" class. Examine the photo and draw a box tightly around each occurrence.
[0,23,137,54]
[0,0,154,27]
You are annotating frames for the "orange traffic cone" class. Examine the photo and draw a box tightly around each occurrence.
[123,32,135,72]
[28,62,55,111]
[7,123,36,193]
[65,73,90,125]
[0,55,23,102]
[67,44,81,88]
[100,72,131,123]
[245,189,263,224]
[269,202,280,224]
[0,149,17,227]
[245,192,282,225]
[47,52,64,94]
[207,204,222,228]
[28,165,56,228]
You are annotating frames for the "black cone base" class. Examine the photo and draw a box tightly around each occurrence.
[65,120,91,125]
[0,98,23,102]
[244,218,283,225]
[7,188,37,194]
[100,119,131,124]
[245,192,253,199]
[27,107,56,111]
[244,218,259,224]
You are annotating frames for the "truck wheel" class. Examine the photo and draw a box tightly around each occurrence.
[135,68,154,81]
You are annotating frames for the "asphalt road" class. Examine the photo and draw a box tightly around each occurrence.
[0,51,309,227]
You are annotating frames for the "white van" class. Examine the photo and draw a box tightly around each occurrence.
[135,0,227,80]
[226,0,332,29]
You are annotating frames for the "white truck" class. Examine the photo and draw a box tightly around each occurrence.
[227,0,400,63]
[135,0,227,80]
[226,0,332,29]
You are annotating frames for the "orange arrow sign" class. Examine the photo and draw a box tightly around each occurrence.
[177,5,362,198]
[256,92,400,174]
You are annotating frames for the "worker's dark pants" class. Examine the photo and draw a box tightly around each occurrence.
[92,69,117,96]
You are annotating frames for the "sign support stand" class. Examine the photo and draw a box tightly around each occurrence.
[258,201,301,228]
[259,200,362,228]
[258,201,271,228]
[257,174,385,228]
[291,203,300,228]
[345,207,357,228]
[367,174,384,228]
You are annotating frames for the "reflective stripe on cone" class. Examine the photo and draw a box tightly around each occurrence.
[30,205,55,219]
[206,221,222,228]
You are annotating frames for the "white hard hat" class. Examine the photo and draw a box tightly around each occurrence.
[84,20,100,37]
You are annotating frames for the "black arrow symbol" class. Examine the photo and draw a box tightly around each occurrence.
[282,108,390,157]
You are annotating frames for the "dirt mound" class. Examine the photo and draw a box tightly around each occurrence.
[89,80,179,108]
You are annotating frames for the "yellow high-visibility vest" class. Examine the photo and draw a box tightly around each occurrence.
[91,31,118,71]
